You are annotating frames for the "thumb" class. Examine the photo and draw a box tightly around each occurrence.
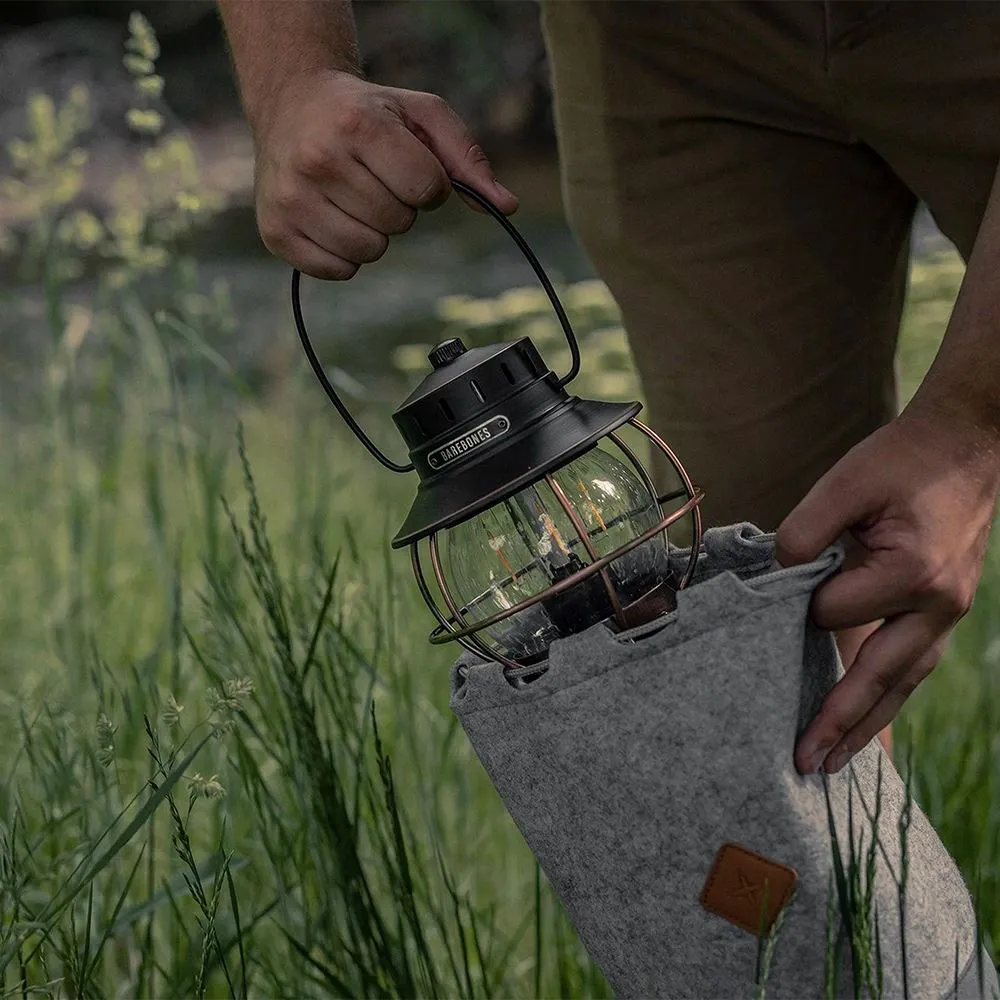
[775,465,871,567]
[401,92,519,215]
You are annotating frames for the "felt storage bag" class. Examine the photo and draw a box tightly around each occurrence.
[449,523,998,999]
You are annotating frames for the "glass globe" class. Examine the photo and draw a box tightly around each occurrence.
[438,442,669,663]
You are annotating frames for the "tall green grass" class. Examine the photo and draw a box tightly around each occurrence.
[1,320,611,995]
[0,12,997,997]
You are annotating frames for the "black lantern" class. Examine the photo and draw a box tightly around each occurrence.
[292,180,704,672]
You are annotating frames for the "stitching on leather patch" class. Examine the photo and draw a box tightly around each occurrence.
[700,842,798,936]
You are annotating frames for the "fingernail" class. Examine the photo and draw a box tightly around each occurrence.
[493,177,517,202]
[805,745,832,774]
[825,750,851,774]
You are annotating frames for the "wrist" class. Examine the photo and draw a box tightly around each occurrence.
[247,65,361,142]
[219,0,364,141]
[901,390,1000,470]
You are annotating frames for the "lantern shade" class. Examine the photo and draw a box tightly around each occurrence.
[391,387,640,547]
[390,335,641,548]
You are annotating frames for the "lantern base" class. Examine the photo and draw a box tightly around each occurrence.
[523,577,679,675]
[612,578,678,631]
[455,572,681,672]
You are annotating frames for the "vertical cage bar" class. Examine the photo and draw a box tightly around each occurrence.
[411,541,493,663]
[426,532,517,666]
[629,418,702,590]
[545,473,628,630]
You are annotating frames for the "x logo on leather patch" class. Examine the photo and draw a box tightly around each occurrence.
[700,842,797,935]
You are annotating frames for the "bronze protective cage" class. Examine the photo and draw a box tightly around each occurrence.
[411,418,705,672]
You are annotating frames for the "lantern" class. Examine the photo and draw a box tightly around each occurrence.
[292,180,705,673]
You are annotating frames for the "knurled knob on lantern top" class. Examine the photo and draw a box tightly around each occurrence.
[428,338,468,369]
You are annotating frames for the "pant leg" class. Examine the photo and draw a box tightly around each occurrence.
[828,0,1000,260]
[540,1,917,531]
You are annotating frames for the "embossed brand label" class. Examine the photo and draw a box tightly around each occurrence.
[427,415,510,470]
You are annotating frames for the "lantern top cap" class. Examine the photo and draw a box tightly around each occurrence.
[397,339,525,410]
[428,338,468,369]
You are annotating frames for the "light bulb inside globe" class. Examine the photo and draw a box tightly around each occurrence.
[437,441,672,663]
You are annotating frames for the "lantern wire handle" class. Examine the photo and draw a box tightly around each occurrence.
[289,177,584,473]
[291,267,414,473]
[448,179,581,388]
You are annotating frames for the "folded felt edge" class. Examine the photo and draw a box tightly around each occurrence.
[451,522,845,715]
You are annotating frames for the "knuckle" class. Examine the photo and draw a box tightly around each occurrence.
[948,580,975,618]
[464,141,490,167]
[336,101,377,141]
[258,216,291,253]
[911,559,970,618]
[368,232,389,261]
[910,560,939,598]
[830,715,853,741]
[293,139,334,176]
[270,181,303,214]
[867,666,896,700]
[354,232,388,264]
[422,92,450,115]
[309,255,358,281]
[410,171,449,207]
[935,589,971,620]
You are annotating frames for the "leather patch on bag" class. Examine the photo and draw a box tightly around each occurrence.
[700,842,797,935]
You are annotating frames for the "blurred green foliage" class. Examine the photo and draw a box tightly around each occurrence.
[393,279,639,401]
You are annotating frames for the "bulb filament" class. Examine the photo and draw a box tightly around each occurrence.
[539,512,570,557]
[577,479,607,531]
[488,533,517,581]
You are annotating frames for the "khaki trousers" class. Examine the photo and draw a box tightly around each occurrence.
[541,0,1000,530]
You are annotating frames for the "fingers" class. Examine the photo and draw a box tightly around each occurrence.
[809,551,913,630]
[399,91,519,214]
[775,461,874,568]
[256,81,518,279]
[810,532,977,631]
[308,195,390,266]
[778,417,995,777]
[352,112,454,211]
[261,226,359,282]
[794,613,943,774]
[273,127,418,226]
[316,164,416,236]
[258,160,407,275]
[822,643,941,774]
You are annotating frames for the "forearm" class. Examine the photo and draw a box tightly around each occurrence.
[217,0,361,133]
[908,167,1000,448]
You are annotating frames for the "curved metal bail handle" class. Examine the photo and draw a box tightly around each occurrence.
[290,176,582,473]
[291,267,414,472]
[449,178,581,387]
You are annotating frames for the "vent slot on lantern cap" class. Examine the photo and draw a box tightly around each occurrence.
[519,345,541,376]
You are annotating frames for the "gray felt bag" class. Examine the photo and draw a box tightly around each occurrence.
[450,523,999,999]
